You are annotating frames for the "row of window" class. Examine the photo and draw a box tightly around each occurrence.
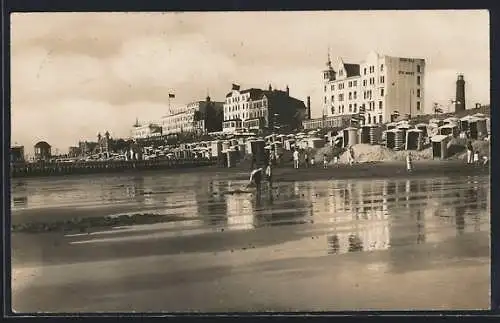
[226,93,250,104]
[325,75,386,92]
[224,100,266,113]
[363,64,382,75]
[223,109,267,121]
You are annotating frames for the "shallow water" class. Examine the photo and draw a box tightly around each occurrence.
[11,173,490,256]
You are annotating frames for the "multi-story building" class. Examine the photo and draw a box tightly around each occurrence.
[78,140,98,156]
[223,84,307,133]
[68,146,81,157]
[160,97,224,136]
[34,141,51,161]
[322,51,425,124]
[131,121,162,140]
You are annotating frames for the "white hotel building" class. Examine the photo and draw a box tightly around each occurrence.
[322,51,425,124]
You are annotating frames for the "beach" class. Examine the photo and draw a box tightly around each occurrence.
[10,170,490,312]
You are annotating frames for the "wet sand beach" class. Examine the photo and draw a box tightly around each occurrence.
[11,171,490,312]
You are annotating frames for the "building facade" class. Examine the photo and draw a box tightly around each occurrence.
[223,85,307,133]
[68,146,81,157]
[131,123,162,140]
[322,51,425,124]
[11,146,25,162]
[160,97,224,136]
[34,141,51,161]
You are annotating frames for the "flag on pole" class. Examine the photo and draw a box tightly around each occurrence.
[169,93,175,98]
[231,83,240,91]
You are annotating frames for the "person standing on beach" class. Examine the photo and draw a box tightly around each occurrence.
[304,151,309,168]
[323,153,328,169]
[265,160,273,190]
[293,149,299,169]
[348,146,355,165]
[473,150,480,166]
[466,141,473,164]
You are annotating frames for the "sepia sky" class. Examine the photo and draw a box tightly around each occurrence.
[11,10,489,154]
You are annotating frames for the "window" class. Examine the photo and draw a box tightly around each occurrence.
[342,105,345,113]
[379,101,383,110]
[349,104,352,112]
[354,91,357,99]
[324,96,327,104]
[354,103,357,112]
[331,106,335,114]
[417,101,421,111]
[417,65,421,73]
[380,64,384,72]
[373,116,376,124]
[331,84,335,91]
[417,76,421,85]
[348,81,352,87]
[349,92,352,100]
[380,76,385,83]
[369,90,372,99]
[364,68,367,75]
[339,93,344,101]
[379,115,383,123]
[417,89,421,97]
[363,79,367,86]
[324,85,327,92]
[353,80,357,87]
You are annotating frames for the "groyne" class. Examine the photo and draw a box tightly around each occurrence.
[11,158,216,178]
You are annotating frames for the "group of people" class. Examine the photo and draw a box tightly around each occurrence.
[292,146,356,169]
[466,140,488,166]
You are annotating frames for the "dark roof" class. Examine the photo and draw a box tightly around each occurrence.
[226,88,264,99]
[34,141,51,148]
[344,63,360,77]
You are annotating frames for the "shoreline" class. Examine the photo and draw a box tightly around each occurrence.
[11,159,490,183]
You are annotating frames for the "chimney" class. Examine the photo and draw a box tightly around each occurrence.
[268,84,273,91]
[307,96,311,120]
[455,74,466,113]
[286,85,289,96]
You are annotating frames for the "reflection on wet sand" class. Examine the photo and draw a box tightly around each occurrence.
[12,175,489,258]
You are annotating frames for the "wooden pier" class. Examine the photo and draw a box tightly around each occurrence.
[11,158,216,178]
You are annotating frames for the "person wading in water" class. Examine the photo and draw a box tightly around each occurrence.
[247,166,263,198]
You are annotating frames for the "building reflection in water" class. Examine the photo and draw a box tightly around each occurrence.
[455,205,466,235]
[303,179,391,255]
[199,180,228,227]
[125,176,145,203]
[220,181,312,232]
[319,176,488,256]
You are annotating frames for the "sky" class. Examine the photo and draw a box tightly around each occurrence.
[11,10,489,154]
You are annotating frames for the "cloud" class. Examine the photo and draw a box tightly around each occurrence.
[11,98,170,155]
[111,34,237,88]
[11,47,110,106]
